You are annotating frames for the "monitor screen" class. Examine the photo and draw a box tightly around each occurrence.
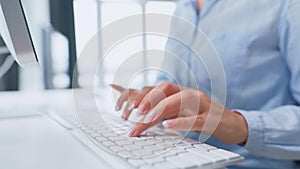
[0,0,38,67]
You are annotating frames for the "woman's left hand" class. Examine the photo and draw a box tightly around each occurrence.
[128,83,248,145]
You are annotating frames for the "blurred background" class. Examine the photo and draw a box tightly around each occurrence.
[0,0,177,92]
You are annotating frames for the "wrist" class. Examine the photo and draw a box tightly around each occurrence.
[233,111,248,144]
[214,109,249,144]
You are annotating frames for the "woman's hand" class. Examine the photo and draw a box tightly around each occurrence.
[110,82,181,120]
[110,84,154,120]
[112,82,248,144]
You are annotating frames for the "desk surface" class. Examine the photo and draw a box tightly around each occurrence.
[0,90,110,169]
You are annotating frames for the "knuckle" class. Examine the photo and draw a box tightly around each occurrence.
[198,91,206,97]
[128,89,137,95]
[197,115,205,124]
[194,116,205,132]
[142,86,151,91]
[181,89,196,100]
[159,81,173,89]
[138,89,146,96]
[128,90,138,99]
[182,88,193,95]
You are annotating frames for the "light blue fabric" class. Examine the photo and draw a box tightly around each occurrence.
[158,0,300,168]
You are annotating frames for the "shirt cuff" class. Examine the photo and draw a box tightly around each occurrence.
[233,109,266,154]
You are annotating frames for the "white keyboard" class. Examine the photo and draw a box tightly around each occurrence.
[66,114,244,169]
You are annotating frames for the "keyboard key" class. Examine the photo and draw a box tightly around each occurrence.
[102,140,116,147]
[113,130,127,134]
[95,136,107,142]
[175,142,194,149]
[96,128,111,133]
[187,148,226,163]
[118,151,134,157]
[162,148,187,157]
[155,142,173,149]
[89,132,102,138]
[83,129,96,134]
[155,136,181,141]
[123,144,142,151]
[144,131,160,136]
[132,150,153,157]
[134,140,156,146]
[142,138,164,144]
[210,149,241,160]
[109,145,124,153]
[163,138,183,144]
[108,136,127,141]
[165,155,198,168]
[192,143,217,151]
[138,164,155,169]
[153,162,177,169]
[102,132,119,137]
[143,144,167,152]
[143,156,165,164]
[152,149,166,154]
[128,158,148,167]
[115,140,134,146]
[176,152,213,166]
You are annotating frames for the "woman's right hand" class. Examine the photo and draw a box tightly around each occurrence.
[110,84,154,120]
[111,82,181,121]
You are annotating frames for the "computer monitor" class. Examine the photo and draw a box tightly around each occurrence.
[0,0,38,67]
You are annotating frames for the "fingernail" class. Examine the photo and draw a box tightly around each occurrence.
[132,100,137,106]
[144,109,155,123]
[147,109,156,122]
[162,120,176,129]
[126,130,131,136]
[115,106,121,111]
[138,105,145,114]
[121,113,128,121]
[128,103,135,110]
[128,128,136,137]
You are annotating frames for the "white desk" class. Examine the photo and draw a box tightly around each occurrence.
[0,90,230,169]
[0,90,111,169]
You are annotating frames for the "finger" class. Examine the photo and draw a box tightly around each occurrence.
[110,84,125,93]
[138,82,181,114]
[149,93,182,122]
[120,90,139,119]
[115,90,129,111]
[129,94,182,137]
[129,106,181,137]
[162,115,204,132]
[137,89,166,115]
[129,118,159,137]
[132,87,153,108]
[122,101,135,120]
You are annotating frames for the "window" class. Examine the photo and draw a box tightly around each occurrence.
[74,0,176,88]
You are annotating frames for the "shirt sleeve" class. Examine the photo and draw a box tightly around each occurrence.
[236,0,300,160]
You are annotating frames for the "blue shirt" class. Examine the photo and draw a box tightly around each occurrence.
[158,0,300,168]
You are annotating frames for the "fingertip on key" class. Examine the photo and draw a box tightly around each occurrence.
[138,105,146,115]
[115,106,121,111]
[128,128,136,137]
[128,103,135,111]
